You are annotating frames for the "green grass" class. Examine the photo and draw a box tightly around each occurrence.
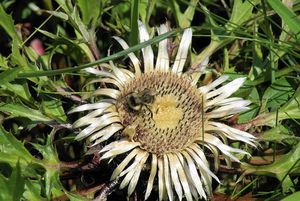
[0,0,300,200]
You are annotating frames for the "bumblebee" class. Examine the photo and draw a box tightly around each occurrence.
[125,89,155,116]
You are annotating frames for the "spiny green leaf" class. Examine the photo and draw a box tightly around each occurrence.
[279,85,300,120]
[0,5,21,43]
[23,180,44,201]
[0,67,22,85]
[41,97,67,123]
[242,142,300,192]
[36,29,59,40]
[0,126,37,166]
[249,23,264,80]
[11,41,35,72]
[32,129,59,166]
[254,85,300,127]
[0,54,8,68]
[54,0,70,13]
[238,87,260,123]
[0,103,53,122]
[44,169,63,199]
[228,0,260,31]
[170,0,198,28]
[35,130,61,199]
[2,82,35,103]
[9,162,25,201]
[282,191,300,201]
[0,162,25,201]
[43,10,68,20]
[0,174,10,201]
[138,0,149,23]
[262,77,295,111]
[77,0,102,27]
[259,125,297,143]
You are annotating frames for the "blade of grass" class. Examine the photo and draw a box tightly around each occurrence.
[17,28,181,78]
[267,0,300,38]
[231,178,258,199]
[130,0,139,46]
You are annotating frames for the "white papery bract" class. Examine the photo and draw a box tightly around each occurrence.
[70,22,256,201]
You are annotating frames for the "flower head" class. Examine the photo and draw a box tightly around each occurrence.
[70,22,256,200]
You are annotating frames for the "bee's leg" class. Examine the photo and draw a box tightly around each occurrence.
[144,105,153,119]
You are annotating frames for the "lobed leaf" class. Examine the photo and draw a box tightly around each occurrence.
[0,103,53,122]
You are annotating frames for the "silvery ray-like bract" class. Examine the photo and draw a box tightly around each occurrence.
[69,21,256,201]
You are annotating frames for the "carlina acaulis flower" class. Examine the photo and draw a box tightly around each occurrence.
[69,21,256,201]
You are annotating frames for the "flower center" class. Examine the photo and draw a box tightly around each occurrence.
[151,95,182,129]
[116,72,204,156]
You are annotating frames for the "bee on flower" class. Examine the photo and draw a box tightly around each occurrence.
[69,21,256,201]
